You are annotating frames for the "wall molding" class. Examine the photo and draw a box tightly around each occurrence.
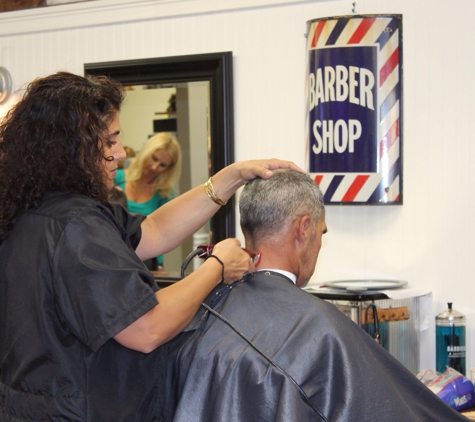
[0,0,328,36]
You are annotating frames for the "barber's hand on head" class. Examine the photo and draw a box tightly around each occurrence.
[210,238,255,285]
[207,159,304,208]
[233,158,305,183]
[215,158,304,188]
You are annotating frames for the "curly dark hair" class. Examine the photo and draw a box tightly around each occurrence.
[0,71,124,240]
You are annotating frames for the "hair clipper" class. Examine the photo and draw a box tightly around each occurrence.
[197,244,261,266]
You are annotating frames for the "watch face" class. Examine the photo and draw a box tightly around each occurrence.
[0,67,12,104]
[323,279,408,291]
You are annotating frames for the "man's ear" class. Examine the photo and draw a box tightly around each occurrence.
[295,215,312,245]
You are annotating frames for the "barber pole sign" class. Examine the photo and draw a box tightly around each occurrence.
[306,15,403,204]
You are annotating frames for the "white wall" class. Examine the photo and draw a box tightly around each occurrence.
[1,0,475,372]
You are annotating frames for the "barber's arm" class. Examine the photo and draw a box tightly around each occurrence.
[135,159,304,260]
[114,239,251,353]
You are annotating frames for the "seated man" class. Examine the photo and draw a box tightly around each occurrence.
[165,170,468,422]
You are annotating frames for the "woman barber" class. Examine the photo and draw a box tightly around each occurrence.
[0,71,303,421]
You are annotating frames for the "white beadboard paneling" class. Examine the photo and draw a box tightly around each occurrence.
[1,0,475,374]
[0,0,336,36]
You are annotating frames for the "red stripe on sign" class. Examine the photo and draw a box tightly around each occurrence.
[342,175,370,201]
[379,119,399,158]
[311,21,326,48]
[380,47,399,87]
[314,175,323,185]
[347,18,376,44]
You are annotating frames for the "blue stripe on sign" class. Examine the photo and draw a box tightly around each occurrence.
[324,175,345,202]
[325,18,350,46]
[367,157,402,203]
[375,17,401,51]
[379,85,400,123]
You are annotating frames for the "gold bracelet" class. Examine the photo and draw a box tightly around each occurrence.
[204,177,227,206]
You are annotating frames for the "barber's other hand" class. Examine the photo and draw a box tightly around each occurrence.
[210,238,255,285]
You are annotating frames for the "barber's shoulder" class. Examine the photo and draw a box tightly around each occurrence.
[37,193,108,222]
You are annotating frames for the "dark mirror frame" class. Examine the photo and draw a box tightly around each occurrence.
[84,52,235,253]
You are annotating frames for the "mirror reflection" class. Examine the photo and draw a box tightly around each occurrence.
[114,82,211,275]
[85,52,235,281]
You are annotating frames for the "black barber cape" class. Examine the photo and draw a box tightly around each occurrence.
[165,271,468,422]
[0,193,164,421]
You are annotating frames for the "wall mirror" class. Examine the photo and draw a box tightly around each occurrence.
[84,52,235,281]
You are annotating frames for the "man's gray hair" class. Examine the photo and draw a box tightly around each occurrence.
[239,169,324,243]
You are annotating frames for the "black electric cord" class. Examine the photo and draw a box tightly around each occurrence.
[180,249,329,422]
[365,303,380,344]
[180,248,203,276]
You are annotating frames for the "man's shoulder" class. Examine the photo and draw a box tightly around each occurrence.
[233,272,348,322]
[243,271,321,302]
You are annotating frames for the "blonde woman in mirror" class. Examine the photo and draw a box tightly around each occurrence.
[114,132,182,270]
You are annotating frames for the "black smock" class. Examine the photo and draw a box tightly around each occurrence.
[0,193,165,421]
[165,271,469,422]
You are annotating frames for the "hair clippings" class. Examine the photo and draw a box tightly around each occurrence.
[197,244,261,266]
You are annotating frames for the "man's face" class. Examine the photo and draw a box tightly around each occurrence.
[296,211,327,288]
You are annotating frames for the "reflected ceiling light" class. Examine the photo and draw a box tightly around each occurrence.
[0,67,12,104]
